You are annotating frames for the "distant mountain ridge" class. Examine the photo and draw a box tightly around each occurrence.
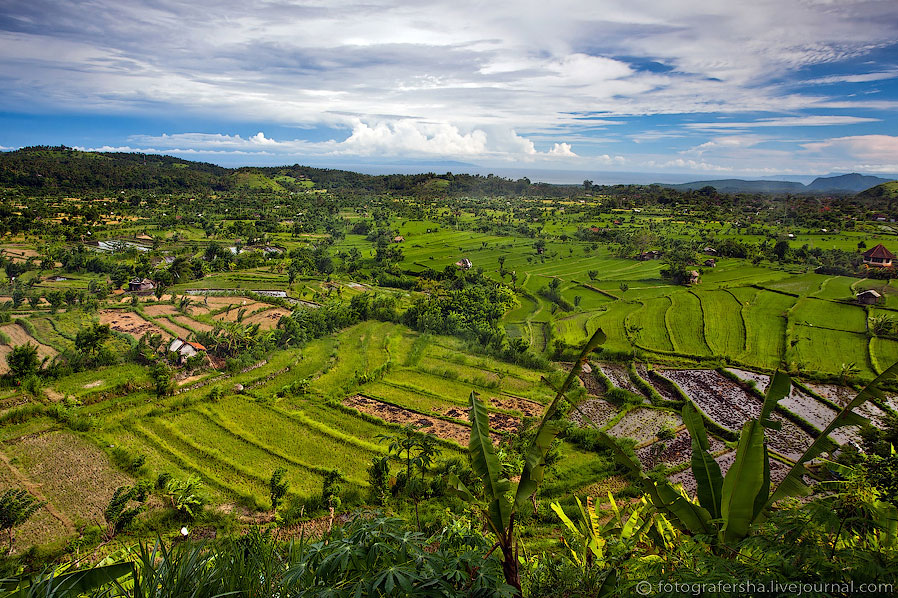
[659,173,896,194]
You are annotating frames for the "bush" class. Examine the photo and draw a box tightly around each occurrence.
[110,447,147,474]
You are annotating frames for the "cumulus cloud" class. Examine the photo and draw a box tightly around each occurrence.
[336,120,488,156]
[548,143,577,157]
[128,124,577,161]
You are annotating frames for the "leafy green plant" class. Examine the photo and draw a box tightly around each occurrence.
[322,469,345,511]
[367,456,391,506]
[104,484,149,539]
[269,467,289,512]
[0,488,46,554]
[164,475,205,519]
[449,328,605,594]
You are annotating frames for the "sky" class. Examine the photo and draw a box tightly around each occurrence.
[1,0,897,181]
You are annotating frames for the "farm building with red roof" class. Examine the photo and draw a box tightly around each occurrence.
[863,244,895,268]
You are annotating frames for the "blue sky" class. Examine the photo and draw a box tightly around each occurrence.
[1,0,897,179]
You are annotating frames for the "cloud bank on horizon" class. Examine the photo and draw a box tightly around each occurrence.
[1,0,897,176]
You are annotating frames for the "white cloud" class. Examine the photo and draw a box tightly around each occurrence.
[548,143,577,157]
[686,116,880,130]
[804,71,898,85]
[336,120,488,156]
[128,123,578,161]
[649,158,733,172]
[2,1,896,128]
[682,135,765,156]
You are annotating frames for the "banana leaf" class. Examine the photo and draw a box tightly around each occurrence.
[720,420,766,544]
[681,403,724,519]
[514,328,605,509]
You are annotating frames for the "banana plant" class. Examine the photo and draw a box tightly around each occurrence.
[602,371,789,545]
[602,362,898,549]
[551,492,677,569]
[449,327,606,595]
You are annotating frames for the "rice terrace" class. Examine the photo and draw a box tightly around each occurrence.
[1,148,898,595]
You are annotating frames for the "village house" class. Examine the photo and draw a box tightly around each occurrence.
[687,270,701,285]
[168,338,207,364]
[863,244,895,268]
[128,277,155,292]
[637,250,662,261]
[455,258,473,270]
[393,235,404,243]
[703,258,717,267]
[856,289,882,305]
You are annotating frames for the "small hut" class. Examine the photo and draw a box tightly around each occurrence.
[128,277,155,292]
[168,338,207,364]
[856,289,882,305]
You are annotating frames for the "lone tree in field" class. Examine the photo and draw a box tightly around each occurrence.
[5,343,39,383]
[0,488,46,554]
[269,467,289,512]
[75,322,112,357]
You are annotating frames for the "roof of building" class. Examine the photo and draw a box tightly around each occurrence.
[857,289,882,298]
[863,244,896,259]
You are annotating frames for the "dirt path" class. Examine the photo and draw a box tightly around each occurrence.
[0,449,74,534]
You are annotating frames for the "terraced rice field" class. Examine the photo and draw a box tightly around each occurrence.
[660,369,762,432]
[635,429,725,470]
[597,362,642,395]
[666,293,711,356]
[631,297,674,351]
[607,407,681,444]
[696,290,746,357]
[3,431,131,549]
[732,288,792,369]
[570,398,617,427]
[344,395,483,445]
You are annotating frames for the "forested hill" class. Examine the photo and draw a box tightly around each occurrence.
[0,146,574,196]
[0,146,230,192]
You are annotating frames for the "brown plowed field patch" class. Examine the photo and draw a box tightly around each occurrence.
[1,323,57,362]
[174,315,213,332]
[142,304,179,317]
[244,308,291,329]
[212,302,268,322]
[636,429,725,470]
[486,395,544,418]
[345,395,500,445]
[160,320,193,339]
[608,407,681,444]
[99,310,170,340]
